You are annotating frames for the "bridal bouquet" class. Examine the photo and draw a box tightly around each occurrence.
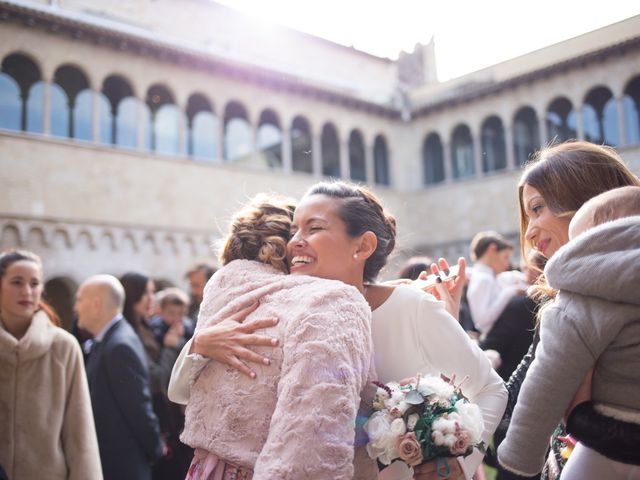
[363,374,485,470]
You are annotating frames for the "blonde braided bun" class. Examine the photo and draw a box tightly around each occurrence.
[220,194,296,273]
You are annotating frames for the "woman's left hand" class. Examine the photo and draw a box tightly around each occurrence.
[413,458,462,479]
[418,257,466,320]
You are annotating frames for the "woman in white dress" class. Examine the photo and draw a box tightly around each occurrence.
[170,180,507,480]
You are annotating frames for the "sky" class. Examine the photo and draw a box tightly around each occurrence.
[214,0,640,81]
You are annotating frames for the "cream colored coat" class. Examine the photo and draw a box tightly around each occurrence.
[0,311,102,480]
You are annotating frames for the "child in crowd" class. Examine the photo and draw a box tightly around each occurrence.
[498,186,640,480]
[150,287,195,346]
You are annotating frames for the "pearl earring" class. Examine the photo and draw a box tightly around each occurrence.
[353,253,358,259]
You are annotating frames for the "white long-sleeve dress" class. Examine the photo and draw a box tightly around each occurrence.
[373,286,507,480]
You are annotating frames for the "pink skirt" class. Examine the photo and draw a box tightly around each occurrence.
[185,448,253,480]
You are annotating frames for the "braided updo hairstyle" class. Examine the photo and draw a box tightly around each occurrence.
[304,181,397,282]
[220,194,297,273]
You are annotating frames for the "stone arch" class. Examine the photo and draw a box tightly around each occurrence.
[25,226,47,249]
[52,228,72,249]
[256,108,282,169]
[422,131,445,185]
[122,232,139,253]
[186,92,217,161]
[348,129,366,182]
[99,230,117,252]
[373,134,390,186]
[582,85,618,146]
[224,100,252,163]
[163,235,179,256]
[0,224,22,250]
[545,96,576,143]
[1,52,43,131]
[76,230,96,250]
[512,106,540,165]
[291,115,312,173]
[143,233,160,255]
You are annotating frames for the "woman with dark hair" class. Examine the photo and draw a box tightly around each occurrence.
[291,182,506,480]
[0,249,101,479]
[498,140,640,480]
[120,272,191,479]
[120,272,183,391]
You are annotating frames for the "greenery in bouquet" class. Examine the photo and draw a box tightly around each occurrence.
[363,374,485,469]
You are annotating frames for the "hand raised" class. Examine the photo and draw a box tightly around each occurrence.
[417,257,466,320]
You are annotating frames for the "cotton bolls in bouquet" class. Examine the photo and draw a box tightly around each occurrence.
[363,373,485,470]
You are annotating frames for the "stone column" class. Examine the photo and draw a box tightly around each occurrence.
[282,128,292,173]
[539,110,548,147]
[575,105,584,140]
[249,125,258,166]
[92,89,101,143]
[312,134,322,177]
[504,122,515,169]
[472,132,483,178]
[340,140,350,180]
[443,141,453,183]
[365,141,375,184]
[217,119,225,162]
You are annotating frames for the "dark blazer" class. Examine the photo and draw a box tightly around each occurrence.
[86,318,163,480]
[480,295,538,381]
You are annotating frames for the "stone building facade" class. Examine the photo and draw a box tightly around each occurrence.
[1,0,639,327]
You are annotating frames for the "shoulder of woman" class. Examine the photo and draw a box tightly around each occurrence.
[290,277,370,314]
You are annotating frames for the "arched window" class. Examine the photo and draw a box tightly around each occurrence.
[450,124,475,179]
[102,74,137,148]
[0,73,21,131]
[291,116,312,173]
[546,97,576,143]
[624,75,640,145]
[583,86,618,146]
[256,109,282,169]
[187,93,216,161]
[1,53,41,131]
[321,122,340,177]
[481,116,506,173]
[374,135,390,186]
[349,129,365,182]
[224,100,252,163]
[422,132,444,185]
[513,106,539,165]
[53,65,91,140]
[147,84,180,155]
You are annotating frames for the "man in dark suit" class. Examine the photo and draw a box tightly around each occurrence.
[75,274,163,480]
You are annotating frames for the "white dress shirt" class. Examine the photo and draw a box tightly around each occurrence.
[467,263,518,334]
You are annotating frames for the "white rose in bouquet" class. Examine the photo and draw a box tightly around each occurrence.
[363,411,400,465]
